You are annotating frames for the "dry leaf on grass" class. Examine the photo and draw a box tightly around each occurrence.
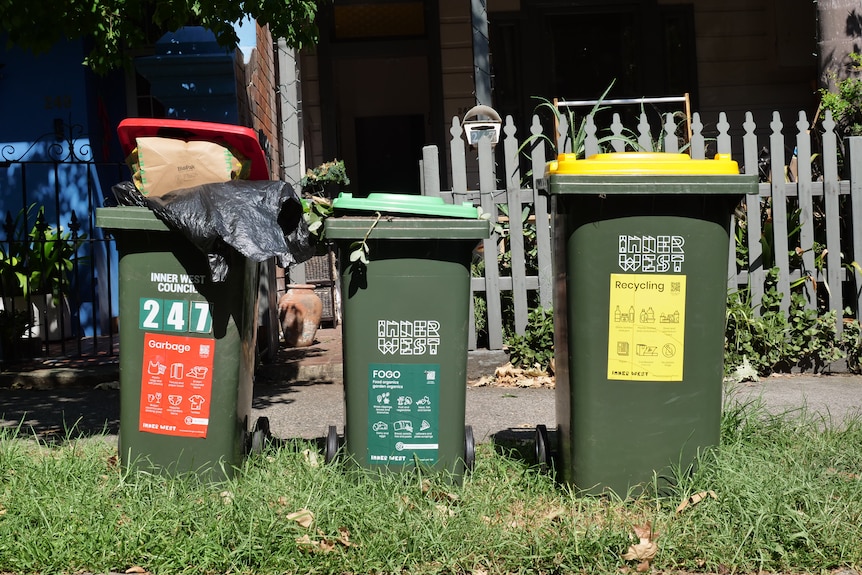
[622,540,658,562]
[675,490,718,514]
[125,567,148,574]
[287,508,315,528]
[631,522,658,541]
[302,448,320,467]
[337,526,354,547]
[622,522,659,572]
[542,508,565,522]
[421,478,459,503]
[826,467,862,481]
[295,527,355,553]
[435,503,456,517]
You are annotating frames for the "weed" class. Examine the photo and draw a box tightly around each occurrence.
[725,268,845,376]
[840,315,862,374]
[505,306,554,371]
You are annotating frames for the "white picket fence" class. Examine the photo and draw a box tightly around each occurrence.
[421,109,862,351]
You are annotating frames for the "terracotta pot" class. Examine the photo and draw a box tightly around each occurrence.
[278,284,323,347]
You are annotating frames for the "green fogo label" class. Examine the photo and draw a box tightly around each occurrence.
[367,363,440,465]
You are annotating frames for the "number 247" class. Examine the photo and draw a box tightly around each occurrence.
[141,299,212,333]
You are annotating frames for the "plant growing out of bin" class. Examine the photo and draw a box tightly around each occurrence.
[517,81,624,162]
[347,211,382,266]
[300,159,350,238]
[300,159,383,265]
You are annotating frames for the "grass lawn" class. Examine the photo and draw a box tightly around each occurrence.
[0,397,861,575]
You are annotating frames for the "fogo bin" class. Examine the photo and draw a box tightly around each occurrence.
[95,118,274,480]
[539,152,757,496]
[323,193,489,480]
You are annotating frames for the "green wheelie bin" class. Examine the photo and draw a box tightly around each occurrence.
[95,118,275,481]
[96,207,268,480]
[323,193,489,480]
[539,152,757,496]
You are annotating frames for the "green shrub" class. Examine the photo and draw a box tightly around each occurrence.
[819,52,862,138]
[505,306,554,371]
[724,268,845,376]
[840,316,862,374]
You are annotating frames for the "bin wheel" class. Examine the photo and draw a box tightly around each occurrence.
[325,425,339,464]
[465,425,475,472]
[250,417,271,454]
[535,424,550,472]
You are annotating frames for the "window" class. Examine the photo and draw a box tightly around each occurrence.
[333,2,425,40]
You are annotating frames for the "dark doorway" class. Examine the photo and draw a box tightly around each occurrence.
[489,3,697,140]
[547,11,641,101]
[354,114,425,196]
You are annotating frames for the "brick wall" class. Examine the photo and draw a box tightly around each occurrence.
[243,23,281,180]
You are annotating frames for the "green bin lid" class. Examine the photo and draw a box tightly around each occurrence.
[332,192,479,219]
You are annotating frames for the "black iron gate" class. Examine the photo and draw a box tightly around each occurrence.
[0,126,125,363]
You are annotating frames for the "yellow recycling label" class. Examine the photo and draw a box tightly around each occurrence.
[607,274,686,381]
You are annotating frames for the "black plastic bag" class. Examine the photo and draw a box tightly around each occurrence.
[108,180,148,207]
[109,180,315,282]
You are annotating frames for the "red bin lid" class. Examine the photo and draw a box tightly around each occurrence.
[117,118,269,181]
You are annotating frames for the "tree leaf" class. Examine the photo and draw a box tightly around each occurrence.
[676,490,718,514]
[622,541,658,562]
[287,508,314,528]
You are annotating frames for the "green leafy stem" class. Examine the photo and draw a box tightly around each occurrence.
[348,211,382,266]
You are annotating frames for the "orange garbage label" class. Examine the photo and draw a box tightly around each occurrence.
[139,332,215,437]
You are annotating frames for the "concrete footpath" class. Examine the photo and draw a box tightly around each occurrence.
[1,326,861,444]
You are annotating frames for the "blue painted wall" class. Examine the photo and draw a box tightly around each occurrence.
[0,35,129,336]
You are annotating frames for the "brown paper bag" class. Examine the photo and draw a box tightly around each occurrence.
[129,136,245,197]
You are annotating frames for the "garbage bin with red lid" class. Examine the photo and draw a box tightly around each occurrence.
[96,118,282,480]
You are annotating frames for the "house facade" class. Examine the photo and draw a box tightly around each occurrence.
[299,0,818,193]
[0,0,828,350]
[0,0,825,212]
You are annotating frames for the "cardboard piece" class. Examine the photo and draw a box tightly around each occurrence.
[128,136,247,197]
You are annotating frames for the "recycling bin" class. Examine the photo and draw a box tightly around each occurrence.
[540,152,757,496]
[323,193,489,479]
[95,119,273,480]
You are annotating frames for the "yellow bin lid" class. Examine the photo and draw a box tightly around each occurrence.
[547,152,741,176]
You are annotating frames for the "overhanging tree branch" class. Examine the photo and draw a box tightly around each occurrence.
[0,0,322,74]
